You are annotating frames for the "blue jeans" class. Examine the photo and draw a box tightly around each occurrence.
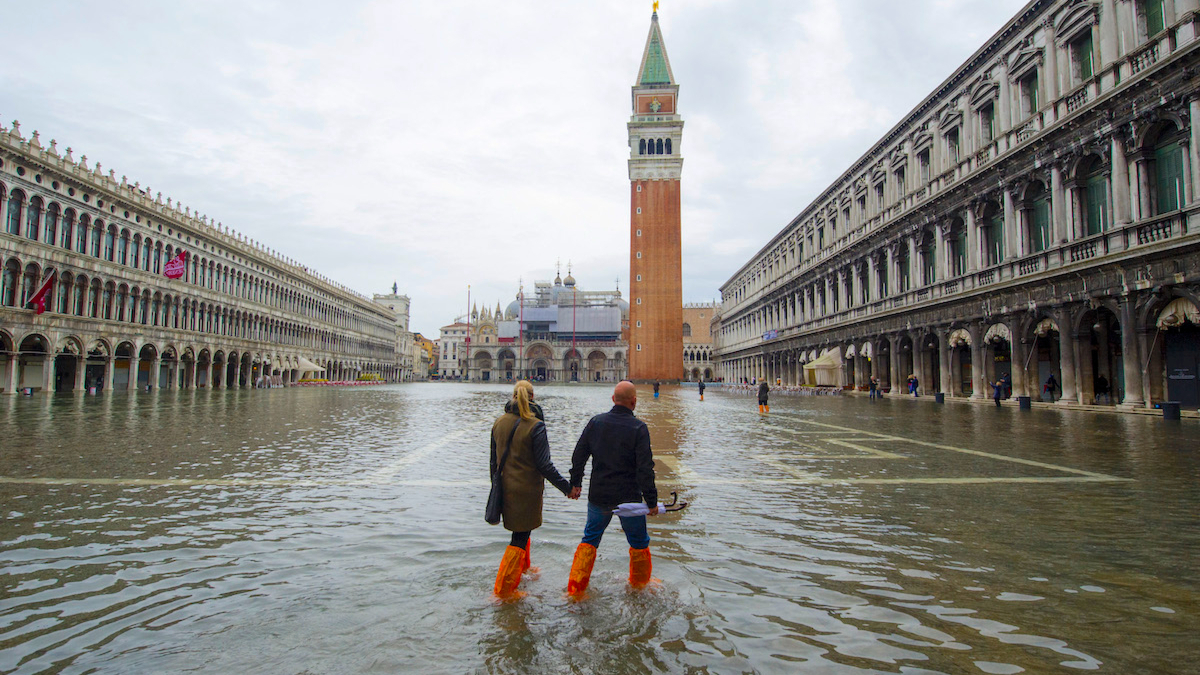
[582,502,650,549]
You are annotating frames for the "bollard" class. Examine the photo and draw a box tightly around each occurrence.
[934,392,945,404]
[1161,401,1181,420]
[1018,396,1032,410]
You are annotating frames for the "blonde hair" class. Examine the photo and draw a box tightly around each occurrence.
[513,380,535,420]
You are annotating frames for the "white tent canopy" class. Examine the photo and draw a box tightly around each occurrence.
[1157,297,1200,328]
[803,349,843,386]
[297,356,325,375]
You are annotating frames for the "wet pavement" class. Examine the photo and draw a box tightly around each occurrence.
[0,383,1196,674]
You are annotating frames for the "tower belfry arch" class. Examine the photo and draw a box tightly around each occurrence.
[628,6,684,382]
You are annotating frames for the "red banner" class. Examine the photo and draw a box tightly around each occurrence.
[164,250,188,279]
[28,271,56,315]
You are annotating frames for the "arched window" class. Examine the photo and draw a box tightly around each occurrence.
[143,238,152,271]
[639,138,646,155]
[656,138,664,154]
[131,235,141,268]
[1153,125,1185,215]
[5,190,23,235]
[140,292,149,325]
[57,273,72,314]
[45,203,59,247]
[665,138,672,155]
[76,213,88,252]
[74,276,87,316]
[60,208,73,249]
[682,322,692,337]
[104,225,116,261]
[118,230,129,265]
[91,220,103,257]
[116,284,128,322]
[91,279,102,318]
[949,220,968,276]
[1,259,19,306]
[920,231,937,285]
[20,264,39,306]
[26,197,42,241]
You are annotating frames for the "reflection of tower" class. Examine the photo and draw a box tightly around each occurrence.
[628,7,683,382]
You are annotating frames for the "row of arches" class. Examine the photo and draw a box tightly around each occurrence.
[465,345,626,383]
[0,329,397,393]
[0,184,392,338]
[724,290,1200,409]
[637,137,673,156]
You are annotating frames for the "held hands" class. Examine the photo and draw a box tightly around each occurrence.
[568,486,582,500]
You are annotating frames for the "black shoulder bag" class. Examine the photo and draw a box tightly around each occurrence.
[485,419,521,525]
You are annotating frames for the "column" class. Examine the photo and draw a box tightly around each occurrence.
[886,248,896,296]
[965,207,980,272]
[1009,333,1027,398]
[1044,21,1060,104]
[3,356,16,394]
[103,356,114,393]
[1190,98,1200,204]
[1051,163,1068,246]
[74,355,85,392]
[998,61,1012,134]
[970,324,987,399]
[1118,297,1145,407]
[1056,308,1078,405]
[868,255,880,300]
[231,359,241,389]
[150,358,161,389]
[889,334,902,391]
[1112,135,1132,226]
[1100,0,1120,86]
[1003,188,1018,260]
[907,235,918,290]
[1135,153,1152,221]
[172,361,182,389]
[187,361,197,389]
[936,221,950,279]
[871,341,881,384]
[939,330,952,395]
[127,358,140,391]
[41,355,56,394]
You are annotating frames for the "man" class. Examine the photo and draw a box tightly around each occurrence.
[698,379,706,401]
[653,380,660,398]
[566,381,659,597]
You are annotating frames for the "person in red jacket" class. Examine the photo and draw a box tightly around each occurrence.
[565,380,659,597]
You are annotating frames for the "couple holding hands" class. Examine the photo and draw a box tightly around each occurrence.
[489,380,659,600]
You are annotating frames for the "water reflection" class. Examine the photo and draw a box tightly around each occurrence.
[0,384,1196,673]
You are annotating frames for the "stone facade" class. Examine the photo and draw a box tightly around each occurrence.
[373,288,417,381]
[628,9,685,382]
[683,302,716,381]
[462,272,628,383]
[0,124,401,392]
[715,0,1200,409]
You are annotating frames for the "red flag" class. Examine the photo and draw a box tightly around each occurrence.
[164,250,188,279]
[28,271,56,315]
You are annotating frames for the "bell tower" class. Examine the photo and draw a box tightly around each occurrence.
[628,5,684,382]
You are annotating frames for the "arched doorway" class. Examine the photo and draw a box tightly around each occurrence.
[85,340,110,392]
[1156,298,1200,407]
[1075,306,1123,404]
[16,334,49,392]
[1029,317,1062,402]
[54,337,83,392]
[948,329,973,396]
[563,349,581,382]
[475,352,493,382]
[0,331,14,392]
[138,344,158,389]
[983,324,1012,398]
[114,341,136,389]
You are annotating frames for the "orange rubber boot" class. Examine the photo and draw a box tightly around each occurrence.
[493,545,526,599]
[522,539,538,575]
[566,543,597,597]
[629,547,653,588]
[765,405,769,413]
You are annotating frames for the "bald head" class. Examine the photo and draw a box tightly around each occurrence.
[613,380,637,410]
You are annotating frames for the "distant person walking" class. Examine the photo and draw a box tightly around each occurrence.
[1044,374,1059,402]
[1095,374,1110,404]
[489,380,575,599]
[868,376,879,400]
[698,379,706,401]
[992,380,1004,407]
[907,374,919,397]
[566,381,659,598]
[653,380,660,398]
[758,380,770,414]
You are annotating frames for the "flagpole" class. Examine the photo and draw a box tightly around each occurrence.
[465,284,470,381]
[518,282,524,381]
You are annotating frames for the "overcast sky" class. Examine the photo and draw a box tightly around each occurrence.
[1,0,1028,337]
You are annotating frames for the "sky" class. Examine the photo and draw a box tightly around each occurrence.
[0,0,1029,337]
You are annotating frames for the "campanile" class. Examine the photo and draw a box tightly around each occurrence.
[628,7,683,382]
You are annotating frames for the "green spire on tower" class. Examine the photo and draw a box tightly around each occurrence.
[637,11,675,85]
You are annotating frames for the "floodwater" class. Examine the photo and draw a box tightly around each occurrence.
[0,384,1196,674]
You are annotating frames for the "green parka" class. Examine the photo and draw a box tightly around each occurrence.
[490,401,571,532]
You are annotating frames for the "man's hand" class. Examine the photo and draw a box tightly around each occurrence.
[568,486,582,500]
[647,505,660,516]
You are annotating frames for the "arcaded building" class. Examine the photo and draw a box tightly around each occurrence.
[715,0,1200,408]
[628,9,685,382]
[683,302,716,381]
[463,271,628,383]
[0,124,402,392]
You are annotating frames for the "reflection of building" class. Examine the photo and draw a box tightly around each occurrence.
[373,284,416,381]
[682,302,716,381]
[715,0,1200,407]
[0,124,401,393]
[464,270,628,382]
[628,8,684,382]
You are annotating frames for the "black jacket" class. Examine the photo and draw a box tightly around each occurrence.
[570,405,657,509]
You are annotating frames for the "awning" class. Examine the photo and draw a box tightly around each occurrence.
[1157,297,1200,328]
[297,356,325,373]
[803,349,843,386]
[1034,317,1059,337]
[948,328,972,348]
[983,323,1012,344]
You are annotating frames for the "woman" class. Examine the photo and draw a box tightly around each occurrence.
[490,380,573,598]
[757,379,770,414]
